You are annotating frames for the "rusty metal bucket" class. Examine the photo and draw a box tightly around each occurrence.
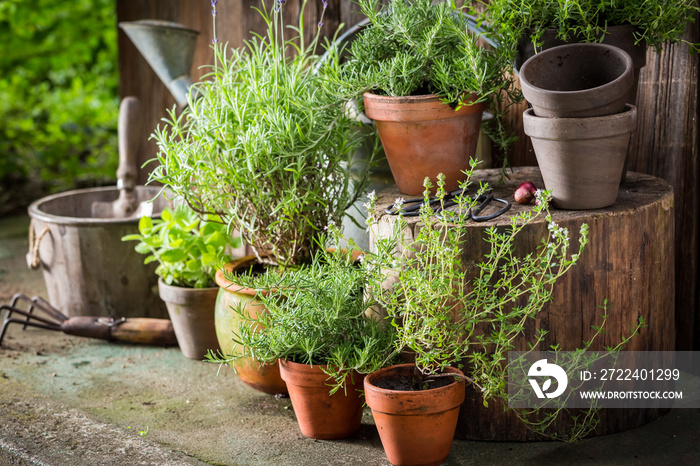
[27,186,171,318]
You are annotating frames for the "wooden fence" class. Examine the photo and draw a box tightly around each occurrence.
[116,0,699,351]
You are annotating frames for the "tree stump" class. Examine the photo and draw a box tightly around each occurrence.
[369,167,675,440]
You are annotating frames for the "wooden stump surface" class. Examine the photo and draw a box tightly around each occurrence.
[370,167,675,440]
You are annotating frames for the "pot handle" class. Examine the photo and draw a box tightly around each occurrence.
[26,220,50,270]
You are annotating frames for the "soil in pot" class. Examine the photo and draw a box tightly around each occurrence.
[279,359,365,440]
[364,363,465,466]
[363,92,486,196]
[214,256,288,395]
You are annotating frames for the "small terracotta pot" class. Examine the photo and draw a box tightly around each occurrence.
[365,364,466,466]
[523,105,638,210]
[520,43,634,118]
[516,25,646,183]
[214,256,288,395]
[279,360,365,440]
[158,279,220,360]
[363,92,486,196]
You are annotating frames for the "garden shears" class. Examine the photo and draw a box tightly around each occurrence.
[385,189,511,221]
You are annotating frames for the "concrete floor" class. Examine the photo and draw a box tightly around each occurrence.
[1,213,699,465]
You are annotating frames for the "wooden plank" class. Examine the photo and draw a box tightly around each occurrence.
[628,21,700,351]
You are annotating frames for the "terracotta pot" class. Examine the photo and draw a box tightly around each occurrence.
[362,92,486,196]
[515,25,647,83]
[516,24,647,182]
[157,279,219,359]
[523,105,637,209]
[279,360,365,439]
[520,43,634,118]
[214,256,288,395]
[364,364,466,466]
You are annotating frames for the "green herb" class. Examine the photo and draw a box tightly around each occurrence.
[362,163,645,440]
[334,0,522,154]
[476,0,700,54]
[149,0,379,269]
[122,205,240,288]
[364,164,588,387]
[206,234,397,394]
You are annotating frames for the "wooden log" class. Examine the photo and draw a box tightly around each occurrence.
[369,167,675,440]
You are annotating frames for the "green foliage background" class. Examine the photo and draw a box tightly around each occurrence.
[0,0,119,214]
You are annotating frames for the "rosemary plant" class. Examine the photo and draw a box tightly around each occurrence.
[149,0,379,268]
[207,236,397,393]
[334,0,522,153]
[476,0,700,55]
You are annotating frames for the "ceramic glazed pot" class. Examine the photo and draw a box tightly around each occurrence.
[158,279,219,360]
[362,92,486,196]
[214,256,288,395]
[365,364,465,466]
[279,360,365,440]
[520,43,634,118]
[523,105,637,210]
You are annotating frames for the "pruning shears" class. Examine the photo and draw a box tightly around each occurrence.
[385,189,510,222]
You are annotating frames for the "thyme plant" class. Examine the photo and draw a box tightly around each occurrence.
[207,236,397,394]
[335,0,522,153]
[363,166,645,439]
[149,0,378,268]
[476,0,700,55]
[364,165,587,394]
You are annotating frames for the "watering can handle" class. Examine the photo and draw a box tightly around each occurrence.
[26,220,50,270]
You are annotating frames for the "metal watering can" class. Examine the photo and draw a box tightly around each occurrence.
[119,20,199,107]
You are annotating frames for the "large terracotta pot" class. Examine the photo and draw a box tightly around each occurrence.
[214,256,288,395]
[363,92,486,196]
[519,43,634,118]
[523,105,638,209]
[279,360,365,440]
[158,279,219,360]
[364,364,466,466]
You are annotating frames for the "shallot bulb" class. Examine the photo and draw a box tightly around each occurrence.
[514,181,537,205]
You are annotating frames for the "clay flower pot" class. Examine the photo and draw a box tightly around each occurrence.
[362,92,486,196]
[515,25,647,101]
[519,43,634,118]
[364,364,466,466]
[158,279,220,360]
[523,105,638,210]
[279,360,365,440]
[214,256,288,395]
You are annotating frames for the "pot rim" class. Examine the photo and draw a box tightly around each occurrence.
[157,277,218,305]
[215,255,269,296]
[364,363,466,414]
[279,359,365,387]
[28,185,166,226]
[362,92,486,122]
[519,43,634,99]
[157,276,218,290]
[523,105,638,140]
